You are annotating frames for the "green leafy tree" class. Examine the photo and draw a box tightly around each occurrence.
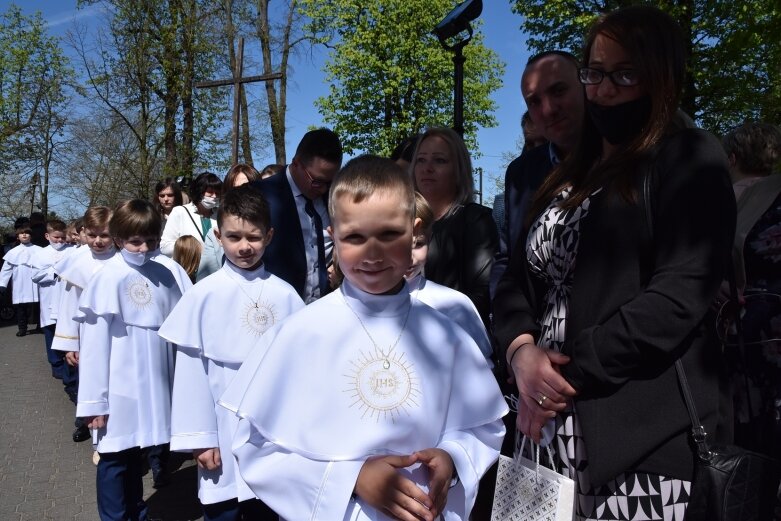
[0,5,67,143]
[300,0,504,155]
[510,0,781,133]
[0,5,70,222]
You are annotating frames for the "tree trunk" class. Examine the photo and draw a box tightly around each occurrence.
[181,0,196,178]
[257,0,291,164]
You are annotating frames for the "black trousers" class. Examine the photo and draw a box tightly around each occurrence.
[14,302,37,332]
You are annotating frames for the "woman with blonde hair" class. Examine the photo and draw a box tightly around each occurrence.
[412,127,498,325]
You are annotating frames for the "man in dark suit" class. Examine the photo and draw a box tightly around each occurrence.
[490,51,585,297]
[252,128,342,303]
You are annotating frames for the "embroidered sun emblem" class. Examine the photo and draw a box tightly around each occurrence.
[345,347,420,422]
[126,277,153,309]
[241,301,277,336]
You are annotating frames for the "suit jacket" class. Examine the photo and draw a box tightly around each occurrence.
[252,171,328,300]
[493,129,736,486]
[489,145,553,298]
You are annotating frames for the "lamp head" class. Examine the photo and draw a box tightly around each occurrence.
[433,0,482,45]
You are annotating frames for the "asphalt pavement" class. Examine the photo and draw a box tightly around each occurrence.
[0,320,203,521]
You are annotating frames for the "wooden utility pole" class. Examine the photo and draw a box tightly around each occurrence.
[195,37,282,164]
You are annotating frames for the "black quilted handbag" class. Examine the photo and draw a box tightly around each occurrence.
[642,166,780,520]
[675,360,780,521]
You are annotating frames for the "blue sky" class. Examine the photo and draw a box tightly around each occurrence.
[7,1,533,205]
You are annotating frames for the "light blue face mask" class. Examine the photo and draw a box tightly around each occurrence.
[120,247,151,267]
[200,195,219,210]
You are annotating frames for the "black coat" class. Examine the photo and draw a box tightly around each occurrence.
[490,144,553,297]
[251,171,328,300]
[493,128,736,486]
[425,202,498,326]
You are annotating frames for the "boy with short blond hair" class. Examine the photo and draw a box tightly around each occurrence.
[52,206,116,443]
[30,220,72,378]
[219,156,507,520]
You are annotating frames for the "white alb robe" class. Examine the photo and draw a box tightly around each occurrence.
[49,245,81,322]
[31,244,73,326]
[51,247,116,352]
[75,254,182,453]
[407,274,494,363]
[219,280,508,521]
[150,250,194,295]
[158,261,304,504]
[0,243,43,304]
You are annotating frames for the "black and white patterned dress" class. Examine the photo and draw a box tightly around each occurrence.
[525,188,690,521]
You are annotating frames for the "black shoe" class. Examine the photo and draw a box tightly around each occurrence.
[152,471,171,489]
[15,330,26,337]
[72,425,91,443]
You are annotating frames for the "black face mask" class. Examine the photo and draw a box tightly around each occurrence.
[587,95,652,145]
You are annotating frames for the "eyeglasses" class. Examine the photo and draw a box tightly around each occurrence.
[579,67,640,87]
[303,165,331,189]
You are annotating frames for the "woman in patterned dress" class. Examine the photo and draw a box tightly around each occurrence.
[493,6,736,521]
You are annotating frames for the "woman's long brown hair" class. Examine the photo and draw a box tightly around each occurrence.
[530,6,687,221]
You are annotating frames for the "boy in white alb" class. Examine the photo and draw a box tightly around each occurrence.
[405,192,494,364]
[30,220,72,379]
[51,207,116,443]
[159,185,304,520]
[0,223,43,336]
[76,199,188,520]
[219,156,507,521]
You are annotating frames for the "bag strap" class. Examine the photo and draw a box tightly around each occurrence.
[184,206,206,241]
[643,165,714,462]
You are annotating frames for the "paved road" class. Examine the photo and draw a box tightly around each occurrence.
[0,321,203,521]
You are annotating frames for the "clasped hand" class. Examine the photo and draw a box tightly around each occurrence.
[510,340,577,444]
[355,448,454,521]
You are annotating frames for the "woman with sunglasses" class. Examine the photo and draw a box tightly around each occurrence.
[494,6,735,520]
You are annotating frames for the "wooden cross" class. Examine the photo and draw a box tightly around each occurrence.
[195,37,282,164]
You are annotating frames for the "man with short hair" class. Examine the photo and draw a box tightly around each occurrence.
[252,128,343,303]
[490,51,585,296]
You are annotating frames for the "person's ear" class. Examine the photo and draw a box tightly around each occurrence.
[214,228,222,244]
[412,218,422,242]
[327,225,334,240]
[265,227,274,245]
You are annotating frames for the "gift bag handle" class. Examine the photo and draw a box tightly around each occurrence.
[514,430,557,483]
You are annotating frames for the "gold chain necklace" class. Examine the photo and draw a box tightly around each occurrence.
[342,290,412,370]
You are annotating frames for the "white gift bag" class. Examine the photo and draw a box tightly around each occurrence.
[491,434,575,521]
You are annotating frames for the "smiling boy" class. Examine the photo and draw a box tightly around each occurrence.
[219,155,507,521]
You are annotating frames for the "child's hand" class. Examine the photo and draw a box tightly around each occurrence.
[65,351,79,366]
[193,448,221,471]
[355,454,436,521]
[85,415,107,429]
[415,448,455,516]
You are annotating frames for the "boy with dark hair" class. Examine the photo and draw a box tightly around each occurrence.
[0,223,42,336]
[159,184,304,520]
